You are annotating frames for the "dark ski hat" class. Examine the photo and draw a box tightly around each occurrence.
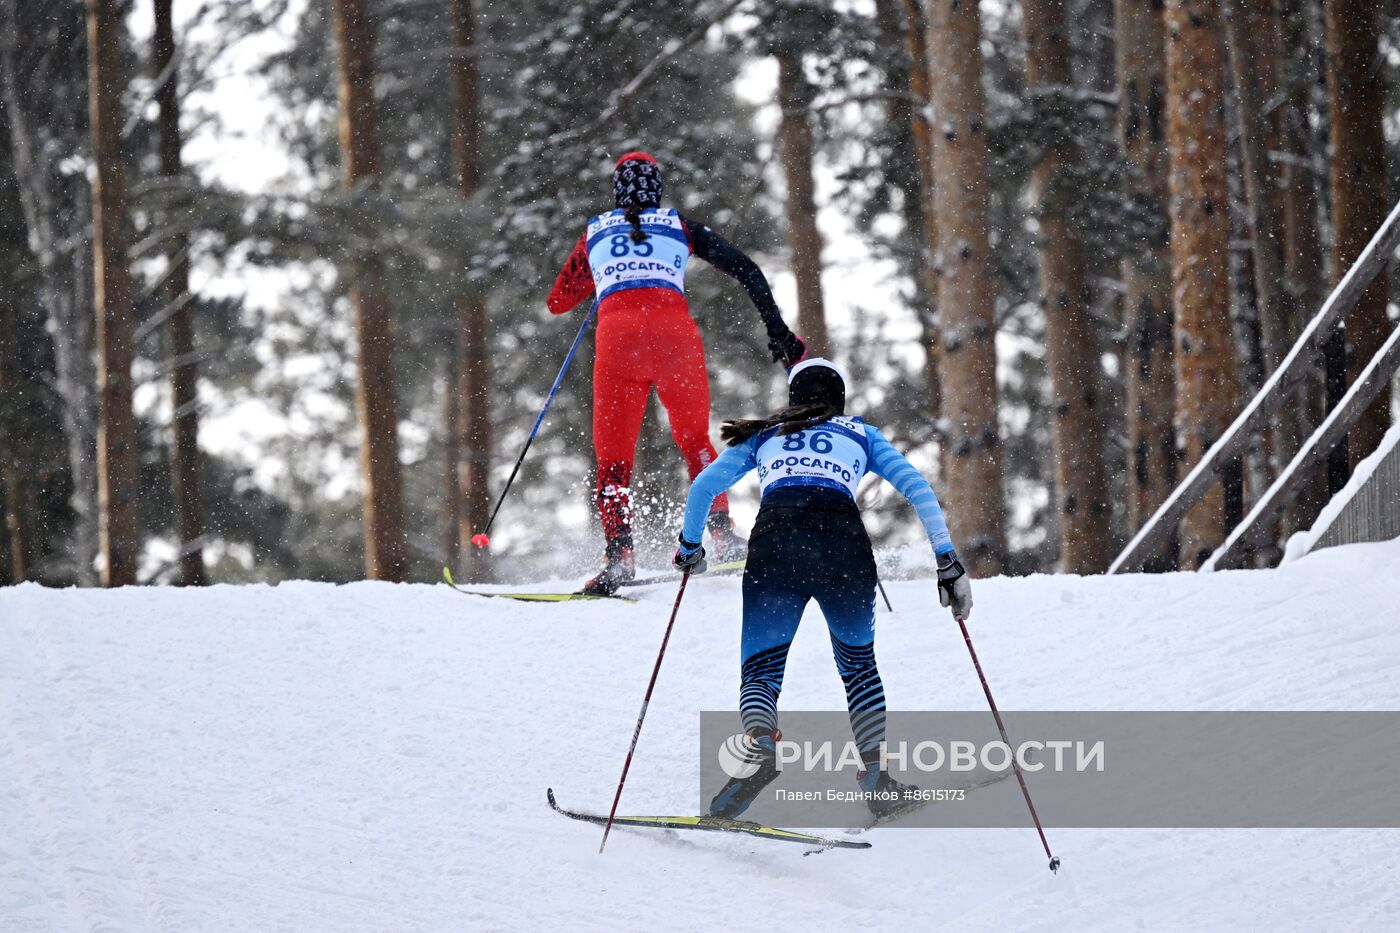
[614,151,663,210]
[787,358,846,413]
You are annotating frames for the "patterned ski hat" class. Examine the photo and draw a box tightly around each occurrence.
[787,358,847,413]
[614,151,663,210]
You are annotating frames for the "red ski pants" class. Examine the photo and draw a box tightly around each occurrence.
[592,290,728,545]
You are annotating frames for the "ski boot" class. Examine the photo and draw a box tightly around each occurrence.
[857,748,919,820]
[708,729,781,819]
[707,512,748,564]
[581,541,635,596]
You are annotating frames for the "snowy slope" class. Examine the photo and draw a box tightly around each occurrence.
[3,541,1400,932]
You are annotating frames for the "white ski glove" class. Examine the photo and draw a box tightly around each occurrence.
[937,552,972,621]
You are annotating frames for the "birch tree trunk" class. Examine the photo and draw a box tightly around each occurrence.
[87,0,140,586]
[1164,0,1241,568]
[331,0,409,581]
[1115,0,1177,568]
[153,0,206,585]
[1325,0,1391,467]
[775,48,830,358]
[1021,0,1113,573]
[926,0,1005,573]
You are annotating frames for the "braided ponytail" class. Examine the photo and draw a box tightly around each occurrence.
[625,207,646,244]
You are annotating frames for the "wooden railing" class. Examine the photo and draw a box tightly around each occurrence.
[1203,323,1400,571]
[1109,198,1400,574]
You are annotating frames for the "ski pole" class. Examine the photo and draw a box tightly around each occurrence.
[955,614,1060,873]
[876,575,893,613]
[471,296,600,549]
[600,571,691,853]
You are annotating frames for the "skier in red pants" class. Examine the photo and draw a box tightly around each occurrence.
[548,151,806,595]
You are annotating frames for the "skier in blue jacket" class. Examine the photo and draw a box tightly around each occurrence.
[672,359,973,819]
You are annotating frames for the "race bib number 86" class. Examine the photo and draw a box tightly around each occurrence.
[756,418,869,499]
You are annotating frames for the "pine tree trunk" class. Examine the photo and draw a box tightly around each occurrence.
[893,0,942,418]
[331,0,409,581]
[1115,0,1177,569]
[87,0,140,587]
[0,451,25,582]
[1325,0,1391,467]
[1225,0,1302,522]
[1164,0,1240,568]
[451,0,492,582]
[1224,1,1290,381]
[456,301,491,576]
[1020,0,1113,573]
[0,296,28,581]
[1280,0,1326,320]
[1278,0,1329,529]
[862,0,940,414]
[443,355,460,573]
[775,49,829,359]
[926,0,1005,573]
[1222,97,1274,534]
[153,0,206,586]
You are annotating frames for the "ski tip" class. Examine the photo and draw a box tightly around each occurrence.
[806,838,871,852]
[546,787,557,809]
[442,567,456,586]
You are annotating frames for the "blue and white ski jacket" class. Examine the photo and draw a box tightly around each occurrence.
[681,417,956,558]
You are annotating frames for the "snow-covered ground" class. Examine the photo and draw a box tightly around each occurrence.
[3,540,1400,932]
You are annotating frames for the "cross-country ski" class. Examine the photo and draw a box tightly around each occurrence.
[441,567,636,603]
[546,788,871,851]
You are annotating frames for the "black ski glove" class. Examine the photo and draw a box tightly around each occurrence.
[937,551,972,621]
[768,330,806,369]
[673,535,708,574]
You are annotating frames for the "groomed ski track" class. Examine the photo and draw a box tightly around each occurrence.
[3,539,1400,931]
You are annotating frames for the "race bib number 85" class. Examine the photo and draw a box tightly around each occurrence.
[586,208,690,300]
